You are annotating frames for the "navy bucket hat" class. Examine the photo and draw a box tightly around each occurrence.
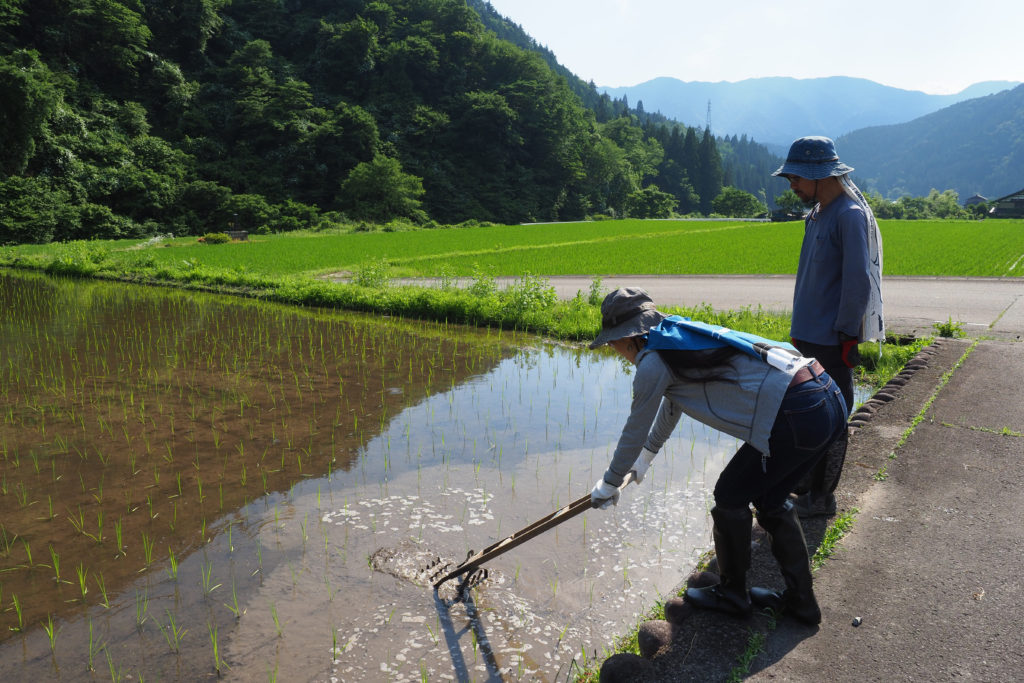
[589,288,667,349]
[772,136,854,180]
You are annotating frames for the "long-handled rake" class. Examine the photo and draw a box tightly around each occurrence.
[429,472,637,590]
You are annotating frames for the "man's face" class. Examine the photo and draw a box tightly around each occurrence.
[784,175,816,205]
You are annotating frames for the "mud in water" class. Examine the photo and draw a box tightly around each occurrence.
[1,271,761,681]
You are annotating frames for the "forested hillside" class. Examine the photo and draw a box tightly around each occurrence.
[0,0,781,245]
[838,84,1024,201]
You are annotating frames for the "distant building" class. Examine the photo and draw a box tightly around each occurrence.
[964,194,987,207]
[988,189,1024,218]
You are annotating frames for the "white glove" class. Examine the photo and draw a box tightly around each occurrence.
[632,447,658,484]
[590,478,620,509]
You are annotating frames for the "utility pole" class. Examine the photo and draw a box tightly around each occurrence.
[706,100,712,131]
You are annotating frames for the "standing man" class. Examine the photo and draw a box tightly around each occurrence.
[772,136,884,517]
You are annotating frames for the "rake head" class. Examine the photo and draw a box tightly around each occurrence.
[421,555,451,585]
[456,567,488,596]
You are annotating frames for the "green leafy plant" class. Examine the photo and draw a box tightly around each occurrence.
[201,232,232,245]
[351,258,391,288]
[812,508,859,570]
[933,316,966,338]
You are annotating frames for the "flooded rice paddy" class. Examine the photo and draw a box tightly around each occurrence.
[0,271,860,681]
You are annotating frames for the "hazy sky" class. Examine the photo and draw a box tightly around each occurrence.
[483,0,1021,95]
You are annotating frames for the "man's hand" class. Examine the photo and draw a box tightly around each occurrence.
[590,478,620,509]
[632,447,658,483]
[840,336,861,368]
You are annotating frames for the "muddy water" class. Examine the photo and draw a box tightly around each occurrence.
[1,271,828,681]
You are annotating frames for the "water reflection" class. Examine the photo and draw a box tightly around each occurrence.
[3,271,849,681]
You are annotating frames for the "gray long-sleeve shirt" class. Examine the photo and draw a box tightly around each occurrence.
[602,348,805,486]
[791,194,872,344]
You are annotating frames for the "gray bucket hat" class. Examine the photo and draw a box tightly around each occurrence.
[772,136,854,180]
[589,287,667,349]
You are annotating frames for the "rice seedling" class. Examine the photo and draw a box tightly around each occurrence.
[104,646,123,681]
[95,572,110,608]
[42,612,59,658]
[201,559,220,596]
[209,622,226,676]
[76,563,89,601]
[141,532,154,568]
[10,593,23,632]
[20,538,34,568]
[224,579,244,619]
[167,548,178,580]
[14,481,29,507]
[158,609,187,654]
[135,589,150,629]
[270,602,282,638]
[114,518,126,556]
[48,544,63,584]
[87,618,103,671]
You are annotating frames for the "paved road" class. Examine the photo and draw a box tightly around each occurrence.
[511,275,1024,340]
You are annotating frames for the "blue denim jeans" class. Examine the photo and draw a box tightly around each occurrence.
[713,367,848,512]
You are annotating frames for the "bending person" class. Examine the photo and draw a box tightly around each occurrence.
[589,288,847,623]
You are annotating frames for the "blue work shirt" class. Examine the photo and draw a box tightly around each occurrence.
[791,194,872,345]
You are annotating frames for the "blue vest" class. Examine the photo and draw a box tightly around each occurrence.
[646,316,802,372]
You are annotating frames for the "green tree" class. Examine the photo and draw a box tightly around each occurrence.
[925,189,968,219]
[0,50,58,175]
[775,189,805,214]
[679,126,701,212]
[338,155,426,223]
[896,195,929,219]
[696,127,723,215]
[711,186,766,217]
[0,0,24,49]
[313,16,379,96]
[142,0,228,64]
[68,0,154,86]
[221,193,278,232]
[177,180,232,234]
[966,201,989,219]
[865,191,901,219]
[599,116,663,183]
[579,136,635,217]
[625,185,678,218]
[0,176,78,243]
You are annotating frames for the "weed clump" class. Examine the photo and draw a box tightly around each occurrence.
[200,232,231,244]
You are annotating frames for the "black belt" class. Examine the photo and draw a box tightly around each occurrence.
[789,360,825,387]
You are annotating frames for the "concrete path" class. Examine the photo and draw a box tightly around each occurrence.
[531,275,1024,341]
[746,338,1024,682]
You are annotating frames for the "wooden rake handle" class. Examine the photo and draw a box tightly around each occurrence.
[432,471,636,589]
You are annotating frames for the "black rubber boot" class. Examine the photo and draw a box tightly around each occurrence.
[750,500,821,625]
[685,505,752,617]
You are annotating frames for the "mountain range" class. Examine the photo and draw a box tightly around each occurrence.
[837,84,1024,201]
[599,76,1019,150]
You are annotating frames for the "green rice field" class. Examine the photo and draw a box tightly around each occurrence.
[6,218,1021,279]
